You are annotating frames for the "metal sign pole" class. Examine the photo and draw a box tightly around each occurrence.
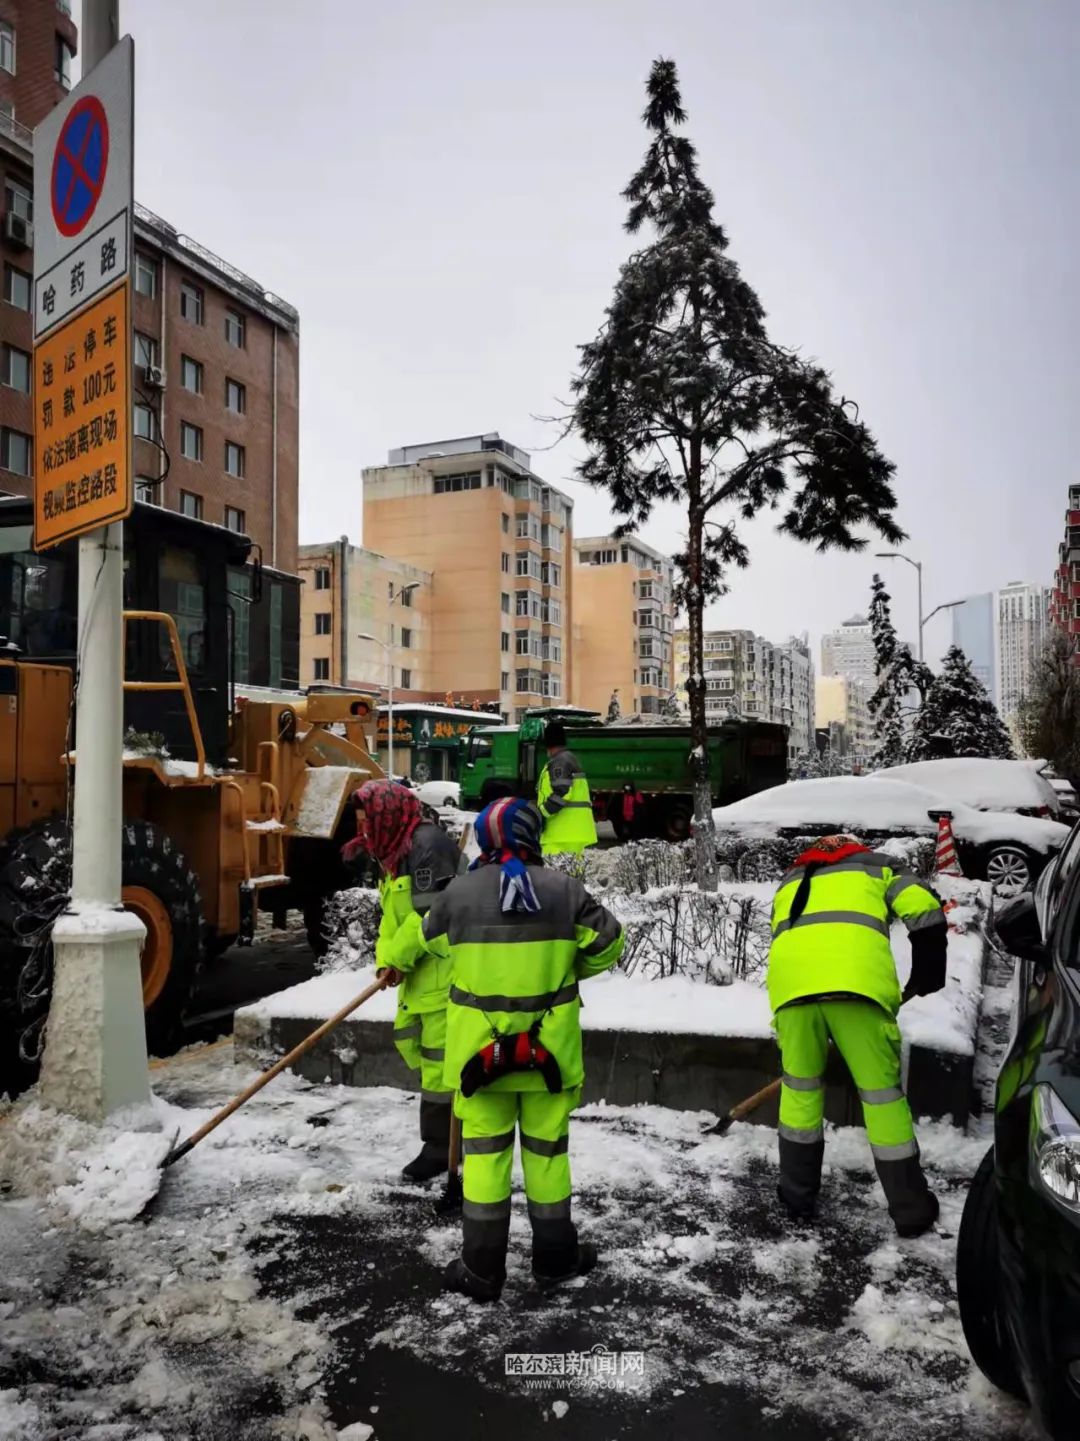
[37,2,150,1122]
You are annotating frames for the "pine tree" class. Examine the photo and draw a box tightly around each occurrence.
[1017,630,1080,779]
[867,574,905,767]
[568,59,902,888]
[907,646,1014,760]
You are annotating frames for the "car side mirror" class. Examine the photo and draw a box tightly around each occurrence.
[995,892,1047,963]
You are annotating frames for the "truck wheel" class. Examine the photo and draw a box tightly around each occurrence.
[662,802,693,842]
[956,1146,1024,1399]
[0,817,203,1081]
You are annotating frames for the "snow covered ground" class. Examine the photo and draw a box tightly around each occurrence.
[0,1039,1034,1441]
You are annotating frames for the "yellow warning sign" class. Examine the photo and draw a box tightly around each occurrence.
[33,278,131,550]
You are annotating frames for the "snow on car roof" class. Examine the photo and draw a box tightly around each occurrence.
[713,776,1069,853]
[874,758,1059,813]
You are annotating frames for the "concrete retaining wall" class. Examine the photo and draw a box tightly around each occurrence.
[234,1011,972,1128]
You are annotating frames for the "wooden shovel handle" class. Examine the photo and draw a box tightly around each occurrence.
[728,1076,783,1122]
[165,974,389,1167]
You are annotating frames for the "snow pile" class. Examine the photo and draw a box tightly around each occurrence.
[894,878,990,1058]
[0,1099,172,1231]
[320,887,382,974]
[875,758,1059,816]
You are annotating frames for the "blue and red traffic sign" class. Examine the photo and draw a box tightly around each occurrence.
[51,96,110,239]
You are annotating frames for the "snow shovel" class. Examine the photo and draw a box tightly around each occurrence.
[434,1105,463,1219]
[162,973,390,1169]
[704,1077,783,1137]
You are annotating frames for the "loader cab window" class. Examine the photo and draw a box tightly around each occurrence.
[158,545,206,675]
[0,524,73,658]
[228,567,252,685]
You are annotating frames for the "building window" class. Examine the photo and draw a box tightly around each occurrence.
[1,427,30,475]
[134,332,158,370]
[181,355,203,393]
[313,657,330,681]
[135,477,160,505]
[501,671,510,691]
[400,626,412,648]
[400,668,412,689]
[501,632,510,653]
[4,178,31,222]
[3,344,30,392]
[0,23,14,75]
[54,36,72,89]
[225,441,245,478]
[135,253,157,298]
[133,403,154,440]
[501,513,510,533]
[4,263,30,311]
[180,422,203,462]
[225,308,246,348]
[501,592,510,614]
[315,612,332,635]
[179,490,203,520]
[433,470,482,494]
[501,552,510,574]
[224,506,245,533]
[225,378,246,413]
[314,567,330,591]
[180,282,203,325]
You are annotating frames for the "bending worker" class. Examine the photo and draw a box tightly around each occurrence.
[536,721,598,856]
[385,797,624,1300]
[343,778,464,1182]
[766,833,947,1237]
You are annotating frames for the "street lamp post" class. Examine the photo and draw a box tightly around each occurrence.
[876,551,924,661]
[358,582,419,780]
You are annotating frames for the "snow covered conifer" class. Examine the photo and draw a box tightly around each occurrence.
[568,58,902,888]
[1018,630,1080,777]
[868,574,905,767]
[907,646,1014,760]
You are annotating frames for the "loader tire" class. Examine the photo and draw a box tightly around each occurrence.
[0,817,203,1091]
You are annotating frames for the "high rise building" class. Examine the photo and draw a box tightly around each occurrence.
[815,675,874,758]
[362,434,573,719]
[996,581,1048,724]
[820,615,876,687]
[673,627,815,759]
[951,593,996,702]
[571,535,675,716]
[298,539,432,693]
[0,7,300,574]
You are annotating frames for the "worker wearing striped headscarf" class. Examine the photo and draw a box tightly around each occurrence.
[385,797,624,1300]
[767,833,947,1237]
[343,779,465,1181]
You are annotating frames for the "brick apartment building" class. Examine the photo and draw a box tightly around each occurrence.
[572,534,675,716]
[0,1,300,574]
[363,434,574,719]
[1049,483,1080,662]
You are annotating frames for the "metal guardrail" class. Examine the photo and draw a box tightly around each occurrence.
[0,110,33,152]
[134,202,299,327]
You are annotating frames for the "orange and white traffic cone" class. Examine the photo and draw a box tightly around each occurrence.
[934,813,963,878]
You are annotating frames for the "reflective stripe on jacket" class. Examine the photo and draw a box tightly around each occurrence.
[766,850,945,1016]
[388,863,624,1091]
[375,822,464,1016]
[537,748,598,851]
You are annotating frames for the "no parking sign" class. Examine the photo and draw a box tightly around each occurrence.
[32,36,133,548]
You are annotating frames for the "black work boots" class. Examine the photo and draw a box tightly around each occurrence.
[401,1096,451,1183]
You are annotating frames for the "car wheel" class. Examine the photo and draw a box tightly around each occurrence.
[985,845,1034,897]
[956,1146,1024,1400]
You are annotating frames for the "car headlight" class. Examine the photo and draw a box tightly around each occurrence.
[1031,1084,1080,1213]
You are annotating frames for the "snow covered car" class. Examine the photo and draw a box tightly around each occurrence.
[1048,776,1080,822]
[956,874,1080,1441]
[710,776,1069,895]
[414,779,461,810]
[874,758,1062,819]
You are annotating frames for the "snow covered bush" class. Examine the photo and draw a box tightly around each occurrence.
[318,888,381,973]
[604,840,695,893]
[615,885,771,985]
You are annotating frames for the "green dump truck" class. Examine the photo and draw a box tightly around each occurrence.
[458,707,789,840]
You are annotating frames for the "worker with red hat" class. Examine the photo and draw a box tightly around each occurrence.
[767,833,947,1237]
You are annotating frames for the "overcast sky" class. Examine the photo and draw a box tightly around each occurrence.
[102,1,1080,665]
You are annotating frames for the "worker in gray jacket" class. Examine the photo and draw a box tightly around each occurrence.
[536,722,598,856]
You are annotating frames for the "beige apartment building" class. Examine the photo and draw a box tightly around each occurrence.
[297,539,432,692]
[363,434,573,719]
[572,536,675,715]
[815,674,875,757]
